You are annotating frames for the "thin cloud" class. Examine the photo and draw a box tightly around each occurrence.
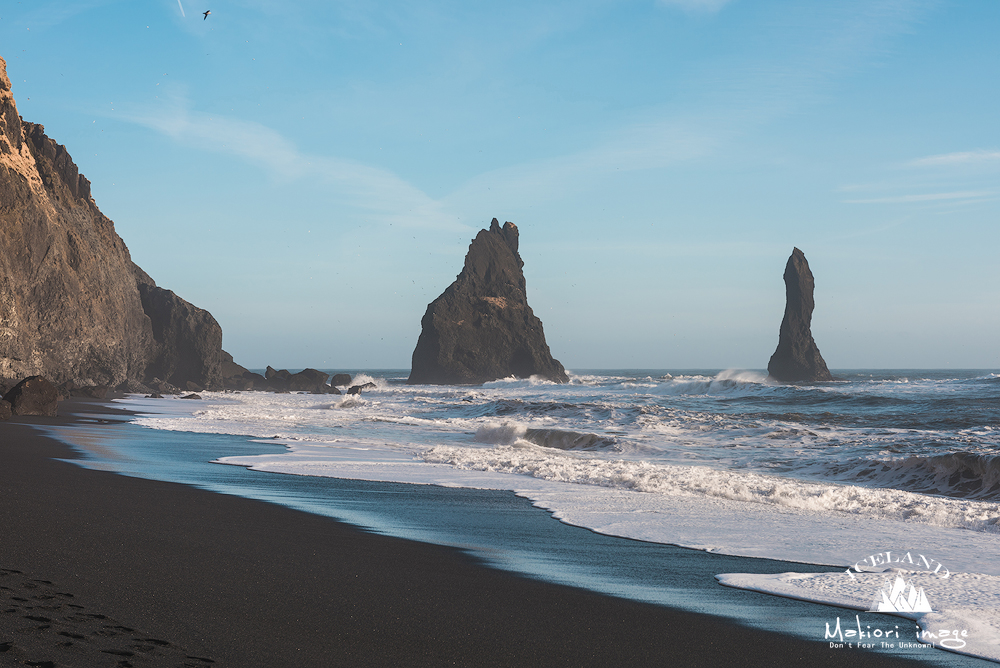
[907,150,1000,168]
[844,190,995,204]
[121,98,464,232]
[658,0,734,13]
[444,114,719,213]
[18,0,124,30]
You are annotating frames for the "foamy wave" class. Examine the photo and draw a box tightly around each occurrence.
[422,445,1000,532]
[347,373,387,390]
[481,375,560,389]
[827,452,1000,500]
[323,396,366,409]
[474,422,527,445]
[650,369,776,397]
[474,422,616,450]
[717,570,1000,664]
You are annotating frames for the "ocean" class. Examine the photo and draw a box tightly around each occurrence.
[47,369,1000,665]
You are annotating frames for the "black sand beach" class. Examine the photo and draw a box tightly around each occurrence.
[1,402,932,667]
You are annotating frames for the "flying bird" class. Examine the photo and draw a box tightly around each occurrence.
[203,10,211,19]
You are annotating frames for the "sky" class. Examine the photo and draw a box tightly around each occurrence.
[1,0,998,370]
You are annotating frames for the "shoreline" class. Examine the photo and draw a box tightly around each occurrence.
[1,400,947,666]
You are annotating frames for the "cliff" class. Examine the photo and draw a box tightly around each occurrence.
[767,247,833,382]
[0,55,222,389]
[408,218,568,385]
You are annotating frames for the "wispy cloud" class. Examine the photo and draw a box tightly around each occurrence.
[844,190,995,204]
[906,150,1000,168]
[443,114,720,213]
[658,0,734,13]
[18,0,124,30]
[121,97,464,231]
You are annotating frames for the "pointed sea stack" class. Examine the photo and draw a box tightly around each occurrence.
[767,248,833,382]
[408,219,568,385]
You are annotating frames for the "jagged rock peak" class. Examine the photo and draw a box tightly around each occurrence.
[767,247,833,382]
[408,218,568,385]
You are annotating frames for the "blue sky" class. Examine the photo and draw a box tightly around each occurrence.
[2,0,998,370]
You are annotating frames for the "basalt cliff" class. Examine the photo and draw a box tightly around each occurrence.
[0,55,222,390]
[767,247,833,382]
[408,219,568,385]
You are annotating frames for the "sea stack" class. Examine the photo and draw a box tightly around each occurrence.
[767,248,833,382]
[0,54,224,389]
[408,219,568,385]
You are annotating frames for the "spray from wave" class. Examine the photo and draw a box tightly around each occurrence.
[474,422,616,450]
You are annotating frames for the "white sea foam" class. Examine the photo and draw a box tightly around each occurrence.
[716,570,1000,663]
[421,444,1000,531]
[474,422,528,445]
[117,369,1000,664]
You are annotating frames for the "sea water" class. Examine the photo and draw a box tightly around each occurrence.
[52,369,1000,663]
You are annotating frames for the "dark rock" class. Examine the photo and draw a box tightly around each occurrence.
[242,372,267,389]
[347,385,363,395]
[221,356,261,389]
[408,219,568,385]
[224,376,253,391]
[180,393,201,400]
[0,55,225,390]
[0,399,11,420]
[134,264,223,391]
[265,366,291,381]
[146,377,180,395]
[3,376,58,416]
[70,385,110,399]
[288,368,329,393]
[220,350,248,380]
[329,373,352,387]
[767,248,833,382]
[185,381,204,392]
[221,352,252,390]
[116,379,154,395]
[146,392,163,398]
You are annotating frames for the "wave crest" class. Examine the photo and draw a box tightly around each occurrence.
[473,422,616,450]
[832,452,1000,500]
[422,445,1000,532]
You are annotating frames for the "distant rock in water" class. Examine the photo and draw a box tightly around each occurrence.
[408,218,568,385]
[0,54,224,389]
[767,248,833,382]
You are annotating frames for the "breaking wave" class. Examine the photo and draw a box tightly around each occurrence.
[828,452,1000,501]
[474,422,616,450]
[422,445,1000,532]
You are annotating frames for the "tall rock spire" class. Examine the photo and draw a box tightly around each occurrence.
[767,248,833,382]
[408,218,568,385]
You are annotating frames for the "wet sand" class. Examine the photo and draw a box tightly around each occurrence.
[0,401,927,667]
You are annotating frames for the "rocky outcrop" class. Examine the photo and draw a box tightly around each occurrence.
[767,248,833,382]
[3,376,58,416]
[408,219,568,385]
[287,368,329,393]
[0,55,225,389]
[330,373,352,387]
[132,264,223,389]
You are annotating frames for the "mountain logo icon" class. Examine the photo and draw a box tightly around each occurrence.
[869,573,933,613]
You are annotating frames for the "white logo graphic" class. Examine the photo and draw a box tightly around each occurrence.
[870,573,933,613]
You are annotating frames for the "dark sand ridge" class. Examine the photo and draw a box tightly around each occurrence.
[2,401,929,668]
